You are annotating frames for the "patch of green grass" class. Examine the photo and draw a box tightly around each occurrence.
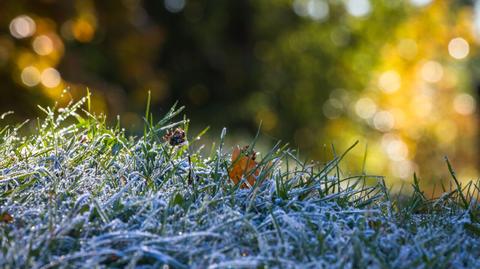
[0,95,479,268]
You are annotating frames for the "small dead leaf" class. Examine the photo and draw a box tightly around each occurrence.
[163,128,186,146]
[0,212,13,223]
[120,175,126,186]
[228,145,260,189]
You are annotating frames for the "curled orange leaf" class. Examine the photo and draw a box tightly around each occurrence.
[228,145,260,189]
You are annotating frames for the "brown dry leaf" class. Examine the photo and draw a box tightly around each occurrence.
[0,212,13,223]
[228,145,260,189]
[163,128,186,146]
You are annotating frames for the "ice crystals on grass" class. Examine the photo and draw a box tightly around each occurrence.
[0,99,479,268]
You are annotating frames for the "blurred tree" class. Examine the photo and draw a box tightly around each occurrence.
[0,0,478,187]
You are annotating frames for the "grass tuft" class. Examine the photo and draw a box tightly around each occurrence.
[0,97,479,268]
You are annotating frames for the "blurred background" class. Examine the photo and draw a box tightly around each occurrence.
[0,0,479,189]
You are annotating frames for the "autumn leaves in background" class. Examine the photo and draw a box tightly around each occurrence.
[163,128,266,189]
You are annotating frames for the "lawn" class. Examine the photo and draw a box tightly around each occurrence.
[0,95,479,268]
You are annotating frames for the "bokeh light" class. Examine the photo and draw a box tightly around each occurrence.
[390,160,415,180]
[309,0,329,21]
[378,71,401,93]
[323,98,343,119]
[164,0,186,13]
[1,1,480,189]
[345,0,371,17]
[9,15,36,39]
[21,66,41,87]
[448,37,470,60]
[40,68,61,88]
[420,61,444,83]
[383,136,409,161]
[410,0,432,7]
[293,0,329,21]
[292,0,310,17]
[355,97,377,119]
[72,19,95,42]
[453,93,476,115]
[32,35,54,56]
[373,111,395,132]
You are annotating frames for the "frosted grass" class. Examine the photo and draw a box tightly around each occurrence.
[0,97,479,268]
